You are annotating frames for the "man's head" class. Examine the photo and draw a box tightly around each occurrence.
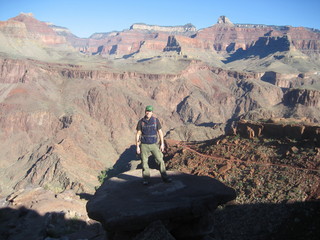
[145,105,153,119]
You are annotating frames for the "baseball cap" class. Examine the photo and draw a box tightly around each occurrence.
[145,105,153,111]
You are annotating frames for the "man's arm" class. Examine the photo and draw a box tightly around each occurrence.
[158,129,165,152]
[136,130,142,154]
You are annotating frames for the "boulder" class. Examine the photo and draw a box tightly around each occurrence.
[86,169,236,239]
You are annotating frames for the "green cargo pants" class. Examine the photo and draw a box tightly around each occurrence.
[140,143,168,180]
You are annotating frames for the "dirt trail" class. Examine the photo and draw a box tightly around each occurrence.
[179,143,320,173]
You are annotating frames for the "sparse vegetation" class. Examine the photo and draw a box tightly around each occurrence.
[97,169,109,184]
[43,183,64,194]
[164,129,320,239]
[165,132,320,204]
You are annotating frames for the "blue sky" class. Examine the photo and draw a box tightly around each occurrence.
[0,0,319,38]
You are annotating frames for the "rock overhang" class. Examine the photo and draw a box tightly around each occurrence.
[86,169,236,237]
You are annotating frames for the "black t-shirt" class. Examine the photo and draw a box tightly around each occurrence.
[136,117,162,131]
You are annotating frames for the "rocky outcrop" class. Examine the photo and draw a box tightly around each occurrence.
[283,88,320,107]
[86,169,236,240]
[236,119,320,144]
[217,16,234,26]
[163,36,182,53]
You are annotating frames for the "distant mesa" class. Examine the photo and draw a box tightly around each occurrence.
[89,31,119,39]
[130,23,197,33]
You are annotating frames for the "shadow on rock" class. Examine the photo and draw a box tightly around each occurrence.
[0,206,106,240]
[223,36,290,63]
[100,144,163,182]
[100,145,138,181]
[87,168,320,240]
[77,192,94,201]
[87,169,237,240]
[213,201,320,240]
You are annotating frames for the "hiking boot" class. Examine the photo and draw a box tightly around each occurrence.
[142,180,149,185]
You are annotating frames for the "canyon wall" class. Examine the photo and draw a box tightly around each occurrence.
[0,57,289,196]
[0,13,320,198]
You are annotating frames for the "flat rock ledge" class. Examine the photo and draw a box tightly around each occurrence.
[86,169,236,240]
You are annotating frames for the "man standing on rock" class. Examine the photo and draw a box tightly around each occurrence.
[136,105,172,185]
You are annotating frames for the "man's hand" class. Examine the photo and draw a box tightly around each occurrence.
[158,129,165,153]
[160,143,165,153]
[136,130,142,154]
[136,145,141,154]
